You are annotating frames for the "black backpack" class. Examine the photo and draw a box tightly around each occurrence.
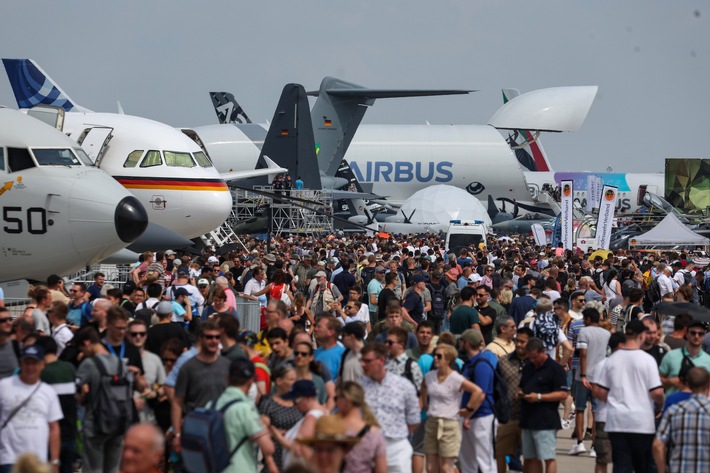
[403,357,419,393]
[133,300,160,326]
[428,283,446,320]
[469,357,512,424]
[90,356,132,437]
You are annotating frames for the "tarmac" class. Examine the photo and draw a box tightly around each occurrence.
[550,426,598,472]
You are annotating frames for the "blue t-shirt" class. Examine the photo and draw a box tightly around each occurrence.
[315,344,346,382]
[662,391,692,415]
[461,350,498,418]
[67,300,93,327]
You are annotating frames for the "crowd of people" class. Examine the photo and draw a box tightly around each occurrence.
[1,232,710,473]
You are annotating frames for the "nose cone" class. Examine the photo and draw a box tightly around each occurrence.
[115,196,148,243]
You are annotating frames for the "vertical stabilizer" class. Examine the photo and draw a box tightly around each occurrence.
[1,58,90,112]
[502,88,551,172]
[209,91,252,124]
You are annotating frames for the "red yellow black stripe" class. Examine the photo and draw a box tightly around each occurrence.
[113,176,228,192]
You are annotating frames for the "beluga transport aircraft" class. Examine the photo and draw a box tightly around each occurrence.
[1,59,285,240]
[0,106,148,282]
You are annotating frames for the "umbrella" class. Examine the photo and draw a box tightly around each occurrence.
[587,249,613,262]
[498,236,513,241]
[653,302,710,323]
[377,232,391,239]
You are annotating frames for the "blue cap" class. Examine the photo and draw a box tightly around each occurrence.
[21,344,44,361]
[282,380,318,400]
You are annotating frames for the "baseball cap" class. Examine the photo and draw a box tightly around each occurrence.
[207,256,219,264]
[173,287,190,298]
[459,329,483,347]
[625,318,647,336]
[21,345,44,361]
[164,250,176,256]
[314,271,327,278]
[177,267,189,276]
[282,380,318,400]
[228,357,255,381]
[198,278,210,286]
[156,301,174,315]
[375,265,386,273]
[237,331,259,346]
[468,273,482,283]
[412,274,426,284]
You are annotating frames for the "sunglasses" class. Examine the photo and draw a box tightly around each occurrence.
[385,340,398,346]
[688,331,705,337]
[202,335,220,340]
[434,353,444,359]
[0,317,11,323]
[70,289,80,293]
[162,357,177,363]
[294,350,311,357]
[129,332,147,337]
[345,306,354,310]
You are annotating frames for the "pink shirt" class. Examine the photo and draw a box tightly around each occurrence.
[425,370,465,419]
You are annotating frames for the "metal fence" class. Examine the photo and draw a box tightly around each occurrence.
[4,298,31,318]
[235,297,262,333]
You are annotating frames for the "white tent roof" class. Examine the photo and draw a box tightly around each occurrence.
[632,213,710,247]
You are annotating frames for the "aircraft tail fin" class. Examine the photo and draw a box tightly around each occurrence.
[1,58,91,112]
[246,83,321,189]
[501,88,551,172]
[309,76,473,178]
[209,91,252,124]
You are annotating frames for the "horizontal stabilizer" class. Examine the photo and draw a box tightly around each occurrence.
[307,89,474,98]
[328,190,381,200]
[221,155,287,182]
[489,86,598,132]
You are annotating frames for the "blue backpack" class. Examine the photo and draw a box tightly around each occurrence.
[181,398,246,473]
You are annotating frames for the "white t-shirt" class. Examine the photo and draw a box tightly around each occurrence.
[0,377,63,464]
[587,358,608,423]
[425,369,465,419]
[51,323,73,357]
[598,349,662,434]
[545,329,568,359]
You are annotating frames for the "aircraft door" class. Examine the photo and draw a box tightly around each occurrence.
[76,127,113,165]
[27,105,65,131]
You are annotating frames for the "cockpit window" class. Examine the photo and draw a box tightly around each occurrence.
[32,148,81,166]
[124,150,143,168]
[164,151,195,168]
[193,151,213,168]
[140,150,163,168]
[7,148,36,172]
[75,148,94,166]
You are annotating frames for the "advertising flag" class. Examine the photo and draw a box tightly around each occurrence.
[595,185,618,250]
[531,223,547,247]
[560,180,574,250]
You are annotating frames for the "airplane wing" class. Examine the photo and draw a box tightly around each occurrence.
[220,155,287,183]
[328,190,382,200]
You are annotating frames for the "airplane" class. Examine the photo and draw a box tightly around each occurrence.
[187,79,598,218]
[1,59,286,241]
[501,88,665,214]
[0,106,149,282]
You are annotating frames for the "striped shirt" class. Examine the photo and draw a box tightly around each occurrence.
[656,394,710,473]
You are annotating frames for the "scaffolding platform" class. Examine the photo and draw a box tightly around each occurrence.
[230,186,333,237]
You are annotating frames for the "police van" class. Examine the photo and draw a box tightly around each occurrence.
[445,220,488,254]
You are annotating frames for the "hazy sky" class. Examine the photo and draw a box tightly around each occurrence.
[1,1,706,173]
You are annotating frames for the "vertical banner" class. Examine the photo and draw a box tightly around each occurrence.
[531,223,546,247]
[560,180,574,250]
[586,175,595,212]
[595,185,618,250]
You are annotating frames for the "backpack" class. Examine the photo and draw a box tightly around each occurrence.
[681,270,693,286]
[181,398,247,473]
[446,284,461,312]
[360,267,376,292]
[90,356,132,437]
[644,279,662,311]
[532,311,560,351]
[469,357,512,424]
[134,300,160,326]
[428,283,446,320]
[403,357,418,393]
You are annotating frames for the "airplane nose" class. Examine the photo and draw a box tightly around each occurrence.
[115,196,149,243]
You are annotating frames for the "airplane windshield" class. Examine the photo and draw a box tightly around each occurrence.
[193,151,213,168]
[164,151,196,168]
[32,148,81,166]
[140,150,163,168]
[74,148,94,166]
[123,150,144,168]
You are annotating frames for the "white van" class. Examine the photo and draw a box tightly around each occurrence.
[445,220,488,254]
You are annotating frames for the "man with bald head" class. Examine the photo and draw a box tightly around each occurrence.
[120,423,164,473]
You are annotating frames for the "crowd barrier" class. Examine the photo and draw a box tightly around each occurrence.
[236,297,262,333]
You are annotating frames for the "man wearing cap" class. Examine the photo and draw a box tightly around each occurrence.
[367,266,386,323]
[308,271,342,316]
[450,287,481,336]
[459,329,498,473]
[214,358,275,473]
[171,267,205,317]
[508,277,538,326]
[400,273,427,327]
[659,320,710,395]
[145,301,190,355]
[593,319,664,473]
[0,344,63,471]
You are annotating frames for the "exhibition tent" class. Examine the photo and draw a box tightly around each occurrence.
[631,213,710,248]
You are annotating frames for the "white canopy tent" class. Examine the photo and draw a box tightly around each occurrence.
[631,213,710,248]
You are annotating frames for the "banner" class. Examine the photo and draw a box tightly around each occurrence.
[586,175,595,212]
[589,175,603,210]
[595,185,618,250]
[531,223,546,247]
[560,180,574,250]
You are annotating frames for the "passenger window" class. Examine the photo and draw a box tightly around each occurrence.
[164,151,195,168]
[140,150,163,168]
[193,151,213,168]
[0,148,4,171]
[123,150,144,168]
[7,148,36,172]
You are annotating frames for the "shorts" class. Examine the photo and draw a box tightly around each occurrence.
[410,422,425,456]
[566,370,574,389]
[573,381,597,411]
[593,422,612,464]
[423,417,462,458]
[521,429,557,461]
[495,420,522,457]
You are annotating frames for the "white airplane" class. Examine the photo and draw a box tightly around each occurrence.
[185,79,598,218]
[0,106,148,282]
[1,59,286,240]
